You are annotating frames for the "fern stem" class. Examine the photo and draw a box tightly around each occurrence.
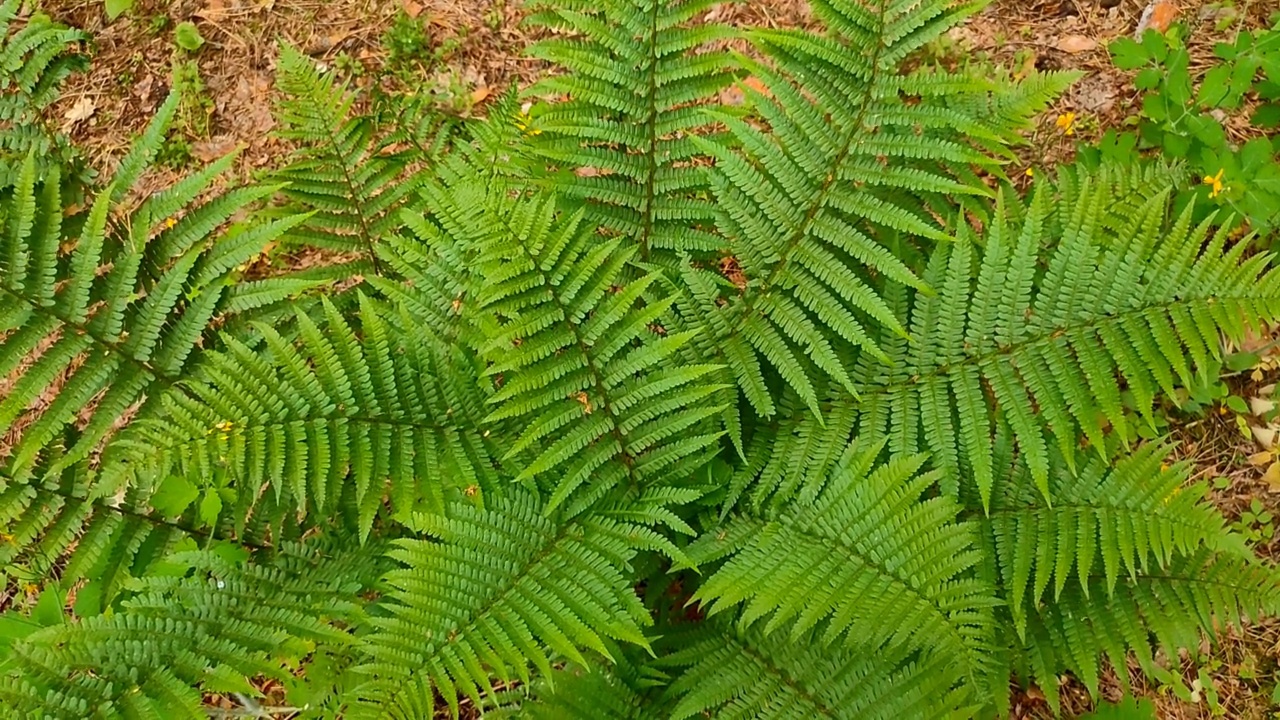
[490,209,645,490]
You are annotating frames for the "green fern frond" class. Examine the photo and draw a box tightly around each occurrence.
[985,439,1244,637]
[854,168,1280,508]
[465,188,727,513]
[526,0,736,260]
[687,0,1070,416]
[107,295,499,540]
[0,539,379,718]
[0,463,193,609]
[0,2,89,188]
[1013,551,1280,711]
[271,44,425,275]
[721,388,859,513]
[0,131,307,479]
[687,437,998,696]
[484,641,671,719]
[349,491,652,718]
[659,621,978,720]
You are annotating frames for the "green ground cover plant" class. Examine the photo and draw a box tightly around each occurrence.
[2,0,1280,717]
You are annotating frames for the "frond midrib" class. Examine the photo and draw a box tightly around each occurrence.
[729,0,894,320]
[724,510,984,675]
[490,209,645,489]
[860,293,1254,398]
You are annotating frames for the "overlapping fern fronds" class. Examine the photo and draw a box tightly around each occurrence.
[853,169,1280,508]
[108,295,500,540]
[526,0,736,261]
[0,539,380,718]
[0,1,88,188]
[0,109,309,481]
[981,432,1280,711]
[686,0,1075,417]
[464,187,727,513]
[348,492,653,718]
[271,44,426,276]
[687,437,998,697]
[660,622,977,720]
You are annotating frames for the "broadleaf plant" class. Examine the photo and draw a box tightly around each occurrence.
[2,1,1280,718]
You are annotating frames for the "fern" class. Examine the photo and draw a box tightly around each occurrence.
[462,185,727,513]
[0,539,381,717]
[526,0,735,261]
[685,0,1074,416]
[660,622,977,719]
[108,296,499,540]
[3,0,1280,717]
[0,2,88,189]
[349,492,652,717]
[687,437,997,697]
[270,44,428,276]
[853,168,1280,508]
[0,105,309,480]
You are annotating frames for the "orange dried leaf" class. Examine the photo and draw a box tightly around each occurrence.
[1136,1,1180,35]
[1057,35,1098,54]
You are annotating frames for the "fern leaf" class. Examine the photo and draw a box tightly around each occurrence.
[986,440,1245,639]
[107,296,499,540]
[0,539,380,718]
[0,136,304,478]
[660,621,978,720]
[526,0,736,260]
[856,167,1280,507]
[270,44,426,275]
[691,0,1072,415]
[687,437,998,696]
[349,492,652,718]
[460,187,727,513]
[0,4,89,188]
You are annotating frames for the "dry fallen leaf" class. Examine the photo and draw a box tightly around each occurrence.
[196,0,227,19]
[470,86,493,105]
[1136,0,1180,36]
[1264,462,1280,492]
[1253,424,1278,449]
[1251,396,1276,417]
[1248,451,1273,466]
[742,76,772,97]
[1057,35,1098,54]
[402,0,424,18]
[63,96,96,125]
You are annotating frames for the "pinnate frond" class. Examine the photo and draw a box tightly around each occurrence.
[659,622,977,720]
[0,130,308,480]
[687,437,998,695]
[271,44,425,275]
[0,539,377,718]
[465,188,727,513]
[0,2,88,188]
[855,169,1280,508]
[690,0,1072,416]
[985,440,1243,638]
[107,295,499,541]
[526,0,736,260]
[349,492,652,718]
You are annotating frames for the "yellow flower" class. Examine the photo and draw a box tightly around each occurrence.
[164,217,178,229]
[1055,112,1076,136]
[513,110,542,137]
[1203,168,1225,198]
[1025,167,1035,178]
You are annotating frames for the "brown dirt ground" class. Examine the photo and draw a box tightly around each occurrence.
[25,0,1280,717]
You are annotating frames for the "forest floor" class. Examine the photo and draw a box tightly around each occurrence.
[35,0,1280,717]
